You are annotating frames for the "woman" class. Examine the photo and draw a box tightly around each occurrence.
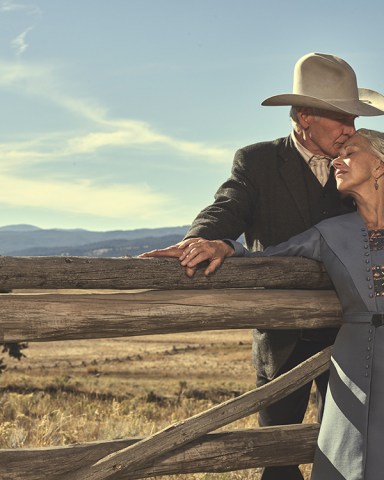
[152,128,384,479]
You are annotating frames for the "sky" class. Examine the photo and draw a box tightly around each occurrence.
[0,0,383,231]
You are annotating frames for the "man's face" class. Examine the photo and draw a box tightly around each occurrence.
[299,109,356,158]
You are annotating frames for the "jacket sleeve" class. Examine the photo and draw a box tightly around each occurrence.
[185,148,259,241]
[228,227,322,261]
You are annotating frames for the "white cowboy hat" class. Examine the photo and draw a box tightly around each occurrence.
[262,52,384,116]
[358,88,384,111]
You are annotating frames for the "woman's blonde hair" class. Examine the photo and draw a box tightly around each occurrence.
[356,128,384,163]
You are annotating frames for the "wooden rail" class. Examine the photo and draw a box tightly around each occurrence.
[0,255,340,479]
[0,255,332,290]
[0,425,320,479]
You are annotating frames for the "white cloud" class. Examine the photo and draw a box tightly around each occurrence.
[1,0,23,12]
[0,173,170,219]
[1,1,42,57]
[0,59,231,225]
[0,61,233,165]
[66,122,232,161]
[0,0,41,16]
[0,61,51,85]
[11,26,33,56]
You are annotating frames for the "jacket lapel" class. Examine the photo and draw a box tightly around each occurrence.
[277,136,312,229]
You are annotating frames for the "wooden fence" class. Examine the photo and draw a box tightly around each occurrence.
[0,255,342,480]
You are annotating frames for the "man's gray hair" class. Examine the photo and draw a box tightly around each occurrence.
[290,107,301,133]
[290,106,324,133]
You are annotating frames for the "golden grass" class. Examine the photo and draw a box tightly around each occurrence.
[0,330,315,479]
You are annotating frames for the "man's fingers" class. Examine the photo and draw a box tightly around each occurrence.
[184,266,197,278]
[181,249,211,267]
[138,246,183,258]
[178,238,203,249]
[204,257,222,276]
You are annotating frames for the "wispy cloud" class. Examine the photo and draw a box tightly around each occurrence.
[1,1,42,57]
[0,0,41,16]
[11,25,34,56]
[0,61,233,166]
[0,173,170,219]
[0,59,232,224]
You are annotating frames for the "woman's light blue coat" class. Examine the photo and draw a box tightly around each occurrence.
[233,211,384,479]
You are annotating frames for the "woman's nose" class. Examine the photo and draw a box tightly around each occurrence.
[331,157,344,168]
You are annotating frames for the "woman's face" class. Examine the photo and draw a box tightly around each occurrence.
[332,133,384,197]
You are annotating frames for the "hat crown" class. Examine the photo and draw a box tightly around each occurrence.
[294,53,358,101]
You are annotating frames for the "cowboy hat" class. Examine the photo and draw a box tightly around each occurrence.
[358,88,384,111]
[262,52,384,116]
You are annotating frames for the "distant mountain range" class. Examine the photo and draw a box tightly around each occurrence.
[0,224,190,257]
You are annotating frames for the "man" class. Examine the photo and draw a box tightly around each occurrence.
[141,52,384,480]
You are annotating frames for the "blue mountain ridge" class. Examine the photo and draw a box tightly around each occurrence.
[0,224,190,257]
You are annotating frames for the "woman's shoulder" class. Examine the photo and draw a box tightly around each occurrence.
[316,212,361,230]
[314,212,363,245]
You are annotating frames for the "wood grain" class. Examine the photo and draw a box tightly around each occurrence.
[0,425,319,480]
[0,255,332,290]
[0,289,341,342]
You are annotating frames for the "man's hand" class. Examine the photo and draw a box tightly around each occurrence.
[138,242,185,259]
[178,238,234,276]
[138,238,234,277]
[138,239,201,277]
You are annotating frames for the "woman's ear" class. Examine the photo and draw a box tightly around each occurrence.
[374,162,384,181]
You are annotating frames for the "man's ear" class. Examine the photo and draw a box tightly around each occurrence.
[296,107,313,129]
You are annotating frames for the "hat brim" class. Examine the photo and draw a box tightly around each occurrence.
[261,93,384,117]
[358,88,384,111]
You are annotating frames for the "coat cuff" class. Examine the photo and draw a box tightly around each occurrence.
[223,239,247,257]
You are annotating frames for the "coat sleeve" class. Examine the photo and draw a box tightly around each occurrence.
[229,227,322,261]
[185,148,259,241]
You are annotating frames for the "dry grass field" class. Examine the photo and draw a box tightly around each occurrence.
[0,330,316,479]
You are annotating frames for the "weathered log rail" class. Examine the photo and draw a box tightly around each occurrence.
[1,425,320,480]
[0,256,340,479]
[0,255,332,290]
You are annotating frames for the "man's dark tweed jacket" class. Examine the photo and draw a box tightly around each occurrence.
[186,134,353,379]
